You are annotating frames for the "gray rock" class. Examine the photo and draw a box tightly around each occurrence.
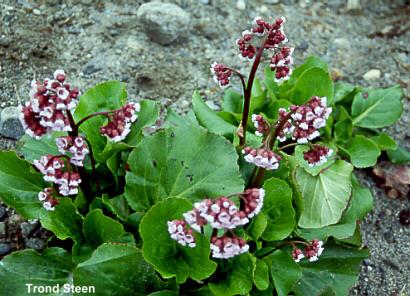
[0,205,6,220]
[83,57,104,75]
[0,36,11,47]
[0,243,11,256]
[25,238,45,251]
[137,2,190,45]
[0,106,25,139]
[20,221,38,238]
[0,222,6,237]
[363,69,381,81]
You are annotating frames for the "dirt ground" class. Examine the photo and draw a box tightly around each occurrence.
[1,1,409,295]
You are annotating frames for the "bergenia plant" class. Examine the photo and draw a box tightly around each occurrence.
[0,16,405,296]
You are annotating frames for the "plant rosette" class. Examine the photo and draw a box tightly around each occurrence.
[0,15,406,296]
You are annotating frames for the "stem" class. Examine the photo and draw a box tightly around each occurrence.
[239,45,265,146]
[278,142,299,151]
[83,137,100,193]
[250,112,294,188]
[76,111,112,129]
[66,110,78,136]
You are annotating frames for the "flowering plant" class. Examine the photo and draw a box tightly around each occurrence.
[0,16,405,296]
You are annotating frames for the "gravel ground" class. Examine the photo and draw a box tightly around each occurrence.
[1,0,409,295]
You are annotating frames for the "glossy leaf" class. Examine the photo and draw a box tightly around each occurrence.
[125,125,244,211]
[371,133,397,151]
[40,198,83,241]
[296,160,353,228]
[208,253,254,296]
[139,198,217,283]
[261,178,295,241]
[291,67,334,105]
[253,258,270,291]
[73,243,174,295]
[387,145,410,164]
[351,85,403,128]
[74,81,127,161]
[0,248,74,296]
[346,136,381,168]
[267,250,302,296]
[0,151,44,220]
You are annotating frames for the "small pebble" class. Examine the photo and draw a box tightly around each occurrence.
[236,0,246,10]
[33,9,41,15]
[0,205,6,220]
[0,243,11,256]
[0,222,6,237]
[25,238,45,251]
[363,69,381,81]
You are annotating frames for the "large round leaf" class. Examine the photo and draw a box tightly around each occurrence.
[296,160,353,228]
[351,85,403,128]
[125,125,244,211]
[266,250,302,296]
[208,253,254,296]
[0,248,74,296]
[139,198,217,284]
[0,151,44,219]
[74,243,174,295]
[290,67,334,105]
[346,136,381,168]
[261,178,295,241]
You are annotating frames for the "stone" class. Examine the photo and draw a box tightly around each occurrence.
[20,221,38,238]
[0,222,6,237]
[205,101,220,111]
[236,0,246,10]
[331,68,344,81]
[0,36,11,47]
[346,0,361,11]
[0,243,11,256]
[137,2,190,46]
[25,238,45,251]
[83,57,105,75]
[0,106,25,139]
[0,205,6,220]
[363,69,381,81]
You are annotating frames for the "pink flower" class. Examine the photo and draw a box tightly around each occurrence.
[242,147,281,170]
[303,145,333,167]
[251,114,270,137]
[55,136,89,166]
[292,248,304,263]
[38,188,59,211]
[210,236,249,259]
[167,220,196,248]
[242,188,265,218]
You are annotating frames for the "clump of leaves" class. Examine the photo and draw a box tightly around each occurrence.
[0,16,406,296]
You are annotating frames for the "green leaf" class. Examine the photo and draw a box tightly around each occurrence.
[125,125,244,211]
[40,198,84,241]
[387,145,410,164]
[0,151,44,219]
[192,90,237,137]
[371,133,397,151]
[126,99,159,146]
[294,144,336,176]
[101,194,131,220]
[165,109,199,127]
[147,292,178,296]
[296,160,353,228]
[247,212,267,240]
[139,198,217,283]
[351,85,403,128]
[261,178,295,241]
[222,89,243,113]
[298,175,373,240]
[18,133,61,162]
[291,67,334,105]
[250,79,267,111]
[333,81,359,104]
[74,81,127,161]
[253,258,269,291]
[346,136,381,168]
[83,209,134,246]
[267,250,302,296]
[74,243,174,295]
[208,253,254,296]
[334,118,353,142]
[295,243,369,296]
[0,248,74,296]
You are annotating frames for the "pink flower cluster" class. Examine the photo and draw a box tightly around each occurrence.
[167,189,264,259]
[100,102,140,142]
[303,145,333,167]
[210,236,249,259]
[242,147,281,170]
[167,220,196,248]
[56,136,89,166]
[270,47,294,82]
[20,70,79,139]
[292,240,324,263]
[210,62,233,88]
[38,188,59,211]
[252,114,270,137]
[34,154,81,197]
[277,96,332,144]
